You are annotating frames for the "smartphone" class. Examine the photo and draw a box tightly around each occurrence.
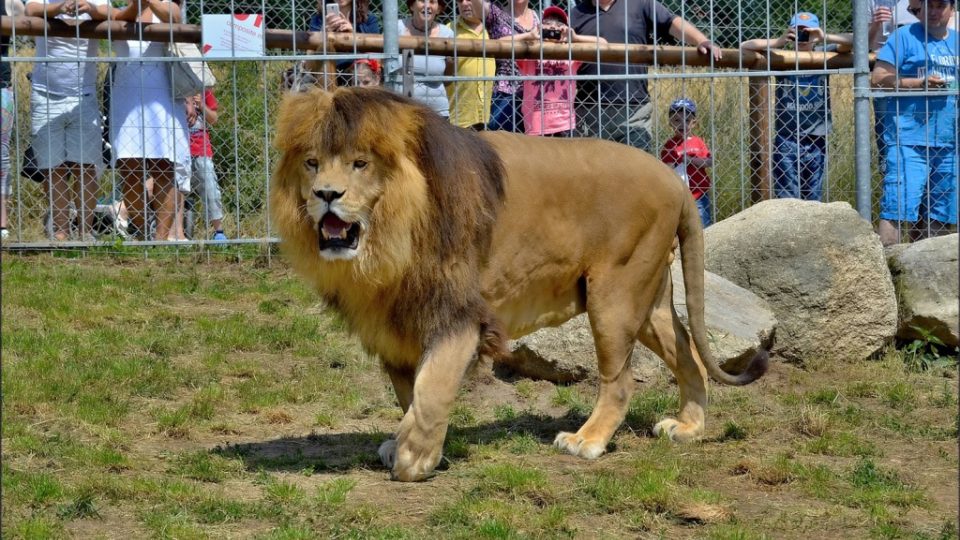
[325,3,340,16]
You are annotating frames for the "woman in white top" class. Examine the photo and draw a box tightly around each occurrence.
[398,0,453,117]
[112,0,190,241]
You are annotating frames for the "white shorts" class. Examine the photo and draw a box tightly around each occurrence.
[30,90,104,170]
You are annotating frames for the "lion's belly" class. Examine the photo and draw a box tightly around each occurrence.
[492,289,585,339]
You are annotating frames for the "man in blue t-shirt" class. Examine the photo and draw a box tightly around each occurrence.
[741,12,852,201]
[871,0,958,246]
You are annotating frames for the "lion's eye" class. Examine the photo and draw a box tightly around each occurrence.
[353,160,368,170]
[305,159,319,170]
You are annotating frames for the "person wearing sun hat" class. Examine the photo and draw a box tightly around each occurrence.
[740,13,854,202]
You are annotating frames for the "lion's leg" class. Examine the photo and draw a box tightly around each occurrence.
[383,364,415,413]
[554,265,663,459]
[639,270,708,443]
[379,326,479,482]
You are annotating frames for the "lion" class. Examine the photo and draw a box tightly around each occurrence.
[270,87,768,482]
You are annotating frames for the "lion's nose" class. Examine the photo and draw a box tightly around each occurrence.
[313,189,345,203]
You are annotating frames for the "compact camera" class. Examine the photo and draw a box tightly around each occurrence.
[795,28,810,42]
[542,27,563,41]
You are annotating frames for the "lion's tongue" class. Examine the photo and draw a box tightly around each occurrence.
[321,213,350,238]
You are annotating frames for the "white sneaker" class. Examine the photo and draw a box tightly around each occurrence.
[0,228,9,241]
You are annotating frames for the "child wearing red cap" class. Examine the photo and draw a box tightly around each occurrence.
[515,6,605,136]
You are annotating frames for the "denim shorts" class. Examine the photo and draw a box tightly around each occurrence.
[879,144,958,224]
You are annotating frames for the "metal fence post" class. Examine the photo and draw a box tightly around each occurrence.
[853,0,873,221]
[382,0,400,92]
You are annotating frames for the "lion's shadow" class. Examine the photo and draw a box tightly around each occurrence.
[213,411,593,474]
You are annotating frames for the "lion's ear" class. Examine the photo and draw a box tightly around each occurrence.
[275,89,333,152]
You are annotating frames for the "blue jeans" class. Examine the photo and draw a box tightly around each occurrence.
[487,92,520,132]
[773,135,826,201]
[695,194,712,228]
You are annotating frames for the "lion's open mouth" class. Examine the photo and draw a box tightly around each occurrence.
[319,212,361,251]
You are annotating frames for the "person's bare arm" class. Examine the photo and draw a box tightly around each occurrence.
[202,100,219,124]
[824,31,853,53]
[25,0,69,18]
[668,15,721,60]
[687,156,712,167]
[871,59,944,89]
[740,29,791,51]
[143,0,180,23]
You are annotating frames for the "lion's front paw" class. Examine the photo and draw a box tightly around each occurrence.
[653,418,702,442]
[553,431,606,459]
[389,437,442,482]
[378,439,398,469]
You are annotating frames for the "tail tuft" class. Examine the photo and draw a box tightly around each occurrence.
[478,315,509,361]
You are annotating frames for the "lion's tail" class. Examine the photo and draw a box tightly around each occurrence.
[677,194,768,386]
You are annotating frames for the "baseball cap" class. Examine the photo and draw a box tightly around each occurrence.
[542,5,568,24]
[788,12,820,29]
[669,98,697,115]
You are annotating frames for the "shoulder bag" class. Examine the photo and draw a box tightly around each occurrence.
[168,42,217,99]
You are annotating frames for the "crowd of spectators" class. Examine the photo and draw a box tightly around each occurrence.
[0,0,956,244]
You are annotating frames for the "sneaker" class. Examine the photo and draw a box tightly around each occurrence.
[212,231,228,242]
[0,228,8,241]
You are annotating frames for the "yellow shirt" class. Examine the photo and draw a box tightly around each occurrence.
[447,19,496,128]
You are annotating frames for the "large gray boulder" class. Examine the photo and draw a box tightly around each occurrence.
[504,263,777,383]
[886,234,959,347]
[704,199,897,363]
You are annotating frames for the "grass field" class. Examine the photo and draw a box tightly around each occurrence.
[2,252,958,539]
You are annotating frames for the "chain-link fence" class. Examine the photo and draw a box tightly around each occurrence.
[0,0,956,248]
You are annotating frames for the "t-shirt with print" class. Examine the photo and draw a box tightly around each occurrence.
[660,134,711,200]
[189,89,218,158]
[484,3,539,96]
[27,0,108,96]
[772,43,836,139]
[772,74,832,139]
[570,0,675,105]
[517,59,581,135]
[877,23,958,147]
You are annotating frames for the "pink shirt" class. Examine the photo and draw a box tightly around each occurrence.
[517,59,581,136]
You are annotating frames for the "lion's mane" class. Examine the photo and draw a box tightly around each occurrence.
[271,88,508,365]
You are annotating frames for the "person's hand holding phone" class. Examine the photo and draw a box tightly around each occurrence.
[325,2,353,32]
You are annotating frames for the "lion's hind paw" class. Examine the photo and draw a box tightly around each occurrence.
[378,439,398,469]
[553,432,606,459]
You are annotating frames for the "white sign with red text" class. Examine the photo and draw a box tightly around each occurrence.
[201,14,265,58]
